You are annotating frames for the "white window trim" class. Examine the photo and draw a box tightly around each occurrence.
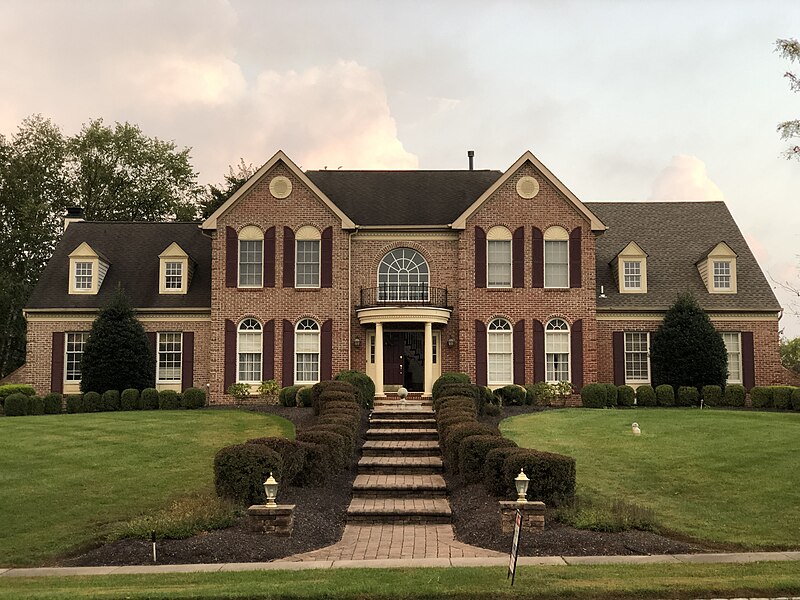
[377,247,431,300]
[616,241,648,294]
[295,239,321,289]
[156,332,183,385]
[543,227,570,289]
[545,319,571,383]
[68,242,107,295]
[702,242,737,294]
[712,260,732,291]
[64,332,89,386]
[487,318,513,386]
[236,319,263,384]
[624,332,651,384]
[294,318,321,385]
[238,226,264,289]
[723,332,743,384]
[486,226,512,289]
[622,260,643,291]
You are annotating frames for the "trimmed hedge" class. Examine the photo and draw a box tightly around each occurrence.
[772,386,794,410]
[617,385,635,407]
[724,384,746,407]
[43,393,63,414]
[655,384,675,407]
[296,386,313,408]
[27,396,45,415]
[701,385,723,406]
[484,447,527,497]
[432,372,471,399]
[0,384,35,407]
[443,423,499,473]
[247,437,307,484]
[791,387,800,411]
[502,449,576,506]
[494,385,527,406]
[459,435,517,483]
[293,441,331,485]
[311,381,358,415]
[437,414,478,438]
[603,383,618,407]
[4,393,29,416]
[83,391,103,413]
[102,390,120,411]
[141,388,159,410]
[334,370,375,409]
[158,390,181,410]
[279,385,302,407]
[181,387,207,409]
[296,430,348,471]
[483,403,501,416]
[677,386,699,407]
[437,396,477,415]
[307,423,356,457]
[214,443,283,506]
[121,388,140,411]
[636,385,657,407]
[580,383,607,408]
[750,386,773,409]
[65,394,84,413]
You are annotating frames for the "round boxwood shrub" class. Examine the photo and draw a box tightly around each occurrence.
[83,391,103,413]
[677,386,699,407]
[306,423,356,456]
[311,381,357,415]
[0,384,35,408]
[181,387,206,409]
[120,388,140,411]
[723,384,746,407]
[636,385,657,407]
[580,383,607,408]
[318,412,360,431]
[436,395,477,415]
[43,392,63,414]
[294,441,332,485]
[158,390,181,410]
[459,435,517,482]
[295,386,313,407]
[616,385,635,407]
[65,394,85,413]
[701,385,723,407]
[296,430,348,471]
[791,387,800,411]
[214,443,283,506]
[437,405,477,424]
[750,386,773,409]
[4,393,29,416]
[247,437,307,484]
[433,372,471,399]
[772,386,794,410]
[279,385,301,407]
[483,403,501,416]
[334,370,375,409]
[494,385,527,406]
[655,384,675,407]
[435,384,480,412]
[437,414,478,438]
[27,396,45,415]
[140,388,159,410]
[484,447,528,497]
[602,383,618,407]
[102,390,120,411]
[502,449,576,506]
[443,423,499,473]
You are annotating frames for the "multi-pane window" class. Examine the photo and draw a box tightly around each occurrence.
[65,332,89,382]
[74,262,93,290]
[295,319,320,384]
[369,335,375,364]
[432,334,438,365]
[722,332,741,383]
[713,261,731,290]
[157,333,182,382]
[623,261,641,289]
[624,332,650,383]
[165,262,183,290]
[378,248,430,301]
[239,240,263,287]
[544,241,569,288]
[545,319,570,382]
[237,319,262,383]
[487,241,512,287]
[296,240,320,287]
[487,318,512,385]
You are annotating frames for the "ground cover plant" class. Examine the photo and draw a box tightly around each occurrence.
[501,408,800,549]
[0,410,293,566]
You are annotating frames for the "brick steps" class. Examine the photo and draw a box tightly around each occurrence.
[352,474,447,498]
[346,498,451,524]
[365,428,438,441]
[361,440,441,456]
[371,409,435,421]
[358,456,443,475]
[369,418,437,430]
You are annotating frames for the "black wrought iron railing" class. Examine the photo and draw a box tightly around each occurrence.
[357,284,450,309]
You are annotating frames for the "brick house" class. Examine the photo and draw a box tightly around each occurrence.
[23,150,785,402]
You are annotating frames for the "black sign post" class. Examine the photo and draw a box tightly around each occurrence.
[507,509,522,585]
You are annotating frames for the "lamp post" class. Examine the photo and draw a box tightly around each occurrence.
[264,473,279,507]
[515,469,529,503]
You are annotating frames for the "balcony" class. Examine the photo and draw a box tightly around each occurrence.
[357,284,451,310]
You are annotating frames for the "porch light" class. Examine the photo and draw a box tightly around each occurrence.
[264,473,279,507]
[353,335,361,348]
[515,469,529,502]
[448,336,455,348]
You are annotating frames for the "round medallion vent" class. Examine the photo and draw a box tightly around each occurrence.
[516,176,540,199]
[269,176,292,199]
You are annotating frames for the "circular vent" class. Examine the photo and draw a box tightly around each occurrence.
[516,176,540,199]
[269,176,292,199]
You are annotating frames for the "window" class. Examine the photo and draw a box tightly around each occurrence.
[722,332,742,384]
[74,262,93,290]
[432,333,438,365]
[295,319,320,384]
[702,242,737,294]
[157,333,182,382]
[237,319,262,383]
[369,335,375,364]
[164,262,183,290]
[65,332,89,382]
[623,261,641,290]
[487,318,512,385]
[296,240,320,287]
[624,332,650,383]
[545,319,570,382]
[544,227,569,288]
[713,261,731,290]
[378,248,430,301]
[159,242,189,294]
[486,226,512,288]
[238,226,264,288]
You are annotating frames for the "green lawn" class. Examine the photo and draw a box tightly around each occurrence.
[501,408,800,549]
[0,410,294,566]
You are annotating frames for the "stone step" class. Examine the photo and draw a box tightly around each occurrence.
[361,440,441,457]
[370,409,435,421]
[346,498,451,524]
[374,399,433,407]
[365,428,439,441]
[352,474,447,498]
[358,456,443,475]
[369,418,437,430]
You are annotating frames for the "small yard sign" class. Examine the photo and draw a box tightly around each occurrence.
[507,509,522,585]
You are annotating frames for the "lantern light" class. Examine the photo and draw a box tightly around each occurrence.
[515,469,529,503]
[264,472,279,507]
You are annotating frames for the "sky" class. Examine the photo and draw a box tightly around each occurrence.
[1,0,799,335]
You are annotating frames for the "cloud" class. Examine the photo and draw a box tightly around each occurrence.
[649,155,724,201]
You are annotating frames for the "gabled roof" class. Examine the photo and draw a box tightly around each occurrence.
[589,202,780,312]
[26,222,211,310]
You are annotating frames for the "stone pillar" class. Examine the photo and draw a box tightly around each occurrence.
[499,501,546,534]
[423,321,434,397]
[247,504,295,536]
[374,322,385,397]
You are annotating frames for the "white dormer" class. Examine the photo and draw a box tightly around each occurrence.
[159,242,193,294]
[615,241,648,294]
[68,242,109,295]
[697,242,737,294]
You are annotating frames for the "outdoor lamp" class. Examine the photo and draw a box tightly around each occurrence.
[447,336,455,348]
[353,335,361,348]
[264,472,279,507]
[515,469,529,503]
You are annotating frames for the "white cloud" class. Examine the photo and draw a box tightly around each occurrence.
[649,155,724,201]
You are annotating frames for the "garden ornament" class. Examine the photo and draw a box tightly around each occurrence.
[632,422,641,436]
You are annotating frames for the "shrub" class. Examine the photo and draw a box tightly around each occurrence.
[436,396,477,415]
[432,372,470,399]
[552,381,575,405]
[636,385,657,407]
[581,383,612,408]
[317,391,358,416]
[320,401,361,416]
[214,443,283,506]
[436,383,480,403]
[296,430,349,471]
[65,394,85,413]
[677,386,699,407]
[723,384,746,407]
[43,393,63,414]
[483,403,501,416]
[311,381,357,415]
[296,386,313,408]
[158,390,181,410]
[27,396,45,415]
[120,388,140,411]
[437,405,478,424]
[615,385,634,407]
[102,389,120,411]
[655,384,675,407]
[750,386,773,409]
[503,449,576,506]
[278,385,300,407]
[334,370,375,409]
[437,414,478,438]
[258,379,280,402]
[525,383,553,407]
[484,447,527,497]
[481,386,497,409]
[792,387,800,411]
[602,383,617,407]
[227,382,251,403]
[181,387,207,409]
[83,391,103,412]
[494,385,527,406]
[318,412,360,430]
[140,388,159,410]
[0,384,35,407]
[247,437,307,484]
[306,423,356,455]
[4,393,29,416]
[772,386,795,410]
[294,441,331,485]
[459,435,517,482]
[701,385,723,407]
[443,423,499,473]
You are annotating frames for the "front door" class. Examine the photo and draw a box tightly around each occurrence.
[383,333,405,385]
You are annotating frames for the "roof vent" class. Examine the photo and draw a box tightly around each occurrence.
[467,150,475,171]
[516,176,540,199]
[269,176,292,199]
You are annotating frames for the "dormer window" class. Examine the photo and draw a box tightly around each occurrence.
[74,262,93,290]
[698,242,737,294]
[68,242,108,295]
[165,262,183,289]
[159,242,192,294]
[623,261,641,290]
[614,241,648,294]
[713,261,731,290]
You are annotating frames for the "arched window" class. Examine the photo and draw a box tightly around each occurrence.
[545,318,570,382]
[487,226,512,288]
[544,226,569,288]
[487,318,513,385]
[238,226,263,288]
[237,318,262,383]
[377,248,430,301]
[296,226,321,288]
[295,318,320,384]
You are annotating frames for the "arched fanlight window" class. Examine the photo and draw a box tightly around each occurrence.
[237,318,262,383]
[377,248,430,301]
[295,318,320,384]
[487,318,513,385]
[545,318,570,382]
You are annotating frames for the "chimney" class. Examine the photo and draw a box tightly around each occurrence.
[467,150,475,171]
[64,206,84,231]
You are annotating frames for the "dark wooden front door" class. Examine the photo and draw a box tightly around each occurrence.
[383,333,405,385]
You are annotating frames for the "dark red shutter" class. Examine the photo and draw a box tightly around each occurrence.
[475,320,487,386]
[321,227,333,288]
[569,227,582,288]
[181,332,194,390]
[321,319,333,380]
[532,227,544,288]
[612,331,625,386]
[571,320,583,391]
[533,319,545,382]
[513,227,525,288]
[513,320,526,384]
[264,226,276,288]
[475,226,486,288]
[51,332,64,394]
[263,320,275,381]
[224,320,236,391]
[282,320,294,386]
[742,331,755,390]
[147,332,157,355]
[225,226,237,288]
[283,227,295,288]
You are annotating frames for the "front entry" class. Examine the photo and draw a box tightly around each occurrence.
[382,331,424,392]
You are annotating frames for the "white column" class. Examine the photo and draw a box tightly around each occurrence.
[374,322,385,397]
[423,321,434,397]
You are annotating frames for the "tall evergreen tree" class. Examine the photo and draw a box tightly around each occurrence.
[650,293,728,389]
[80,287,154,393]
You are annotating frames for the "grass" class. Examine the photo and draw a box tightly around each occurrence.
[0,410,294,566]
[0,562,799,599]
[501,408,800,549]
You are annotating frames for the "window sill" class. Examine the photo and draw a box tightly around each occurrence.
[486,287,513,291]
[294,287,322,292]
[236,287,264,292]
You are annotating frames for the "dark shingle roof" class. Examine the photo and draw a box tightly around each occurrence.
[26,222,211,310]
[587,202,781,312]
[306,170,503,226]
